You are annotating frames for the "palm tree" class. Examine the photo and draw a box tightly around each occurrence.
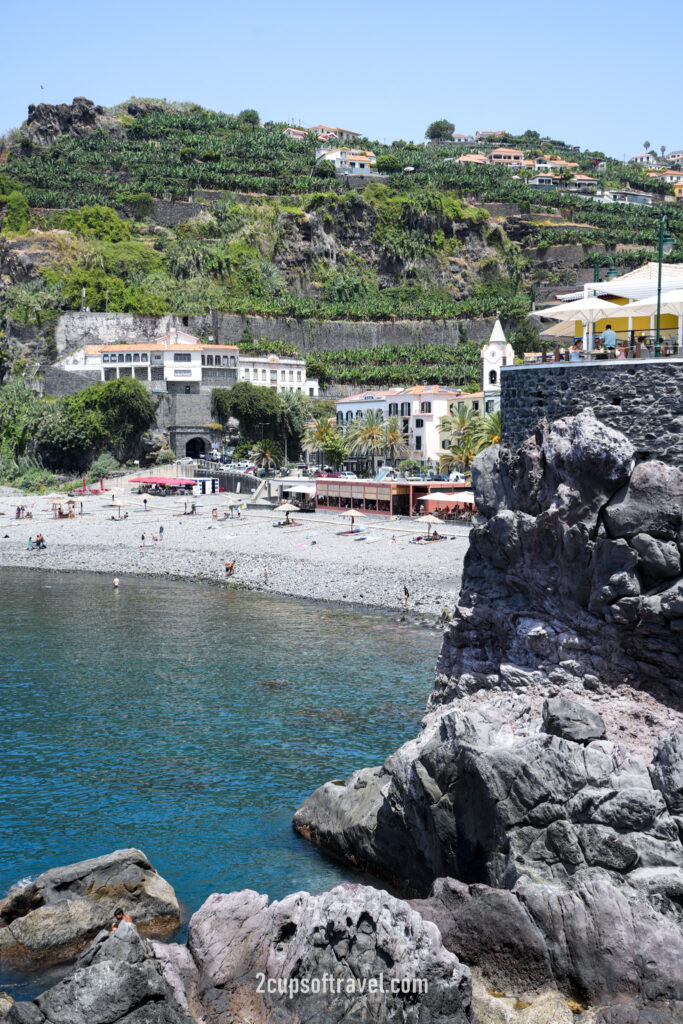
[643,140,651,153]
[252,438,283,470]
[303,415,335,469]
[439,406,477,451]
[383,415,410,466]
[346,409,386,475]
[473,410,501,453]
[661,145,667,158]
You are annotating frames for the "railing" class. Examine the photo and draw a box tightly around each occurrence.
[524,332,683,364]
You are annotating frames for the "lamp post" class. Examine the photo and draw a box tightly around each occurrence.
[593,255,618,283]
[656,215,676,356]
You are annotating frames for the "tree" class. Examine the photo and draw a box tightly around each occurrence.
[661,145,667,158]
[323,430,348,470]
[279,389,306,461]
[643,141,650,153]
[375,154,402,174]
[239,109,260,126]
[345,409,386,474]
[303,414,335,468]
[64,377,156,461]
[439,407,477,472]
[383,415,410,465]
[313,159,336,179]
[426,120,455,142]
[252,438,283,469]
[473,410,501,453]
[212,381,282,441]
[3,191,30,233]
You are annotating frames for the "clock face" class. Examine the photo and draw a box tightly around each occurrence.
[484,346,498,363]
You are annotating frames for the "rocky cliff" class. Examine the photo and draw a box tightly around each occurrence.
[293,408,683,1022]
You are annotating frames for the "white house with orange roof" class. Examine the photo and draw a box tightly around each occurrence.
[283,127,308,141]
[315,146,378,176]
[335,385,484,466]
[489,147,524,165]
[476,130,506,140]
[454,153,490,165]
[57,330,239,394]
[630,152,658,166]
[309,124,363,142]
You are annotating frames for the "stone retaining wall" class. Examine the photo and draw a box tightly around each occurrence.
[501,360,683,468]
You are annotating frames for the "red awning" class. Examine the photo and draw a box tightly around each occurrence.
[129,476,198,486]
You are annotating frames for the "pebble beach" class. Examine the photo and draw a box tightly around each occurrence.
[0,487,472,618]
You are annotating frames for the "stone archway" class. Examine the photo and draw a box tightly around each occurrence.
[185,437,207,459]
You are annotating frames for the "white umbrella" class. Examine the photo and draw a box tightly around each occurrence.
[277,502,299,513]
[339,509,366,517]
[531,295,622,322]
[624,288,683,318]
[540,320,580,339]
[416,512,443,537]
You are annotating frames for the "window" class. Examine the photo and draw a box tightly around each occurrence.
[457,402,464,411]
[102,354,109,363]
[243,368,249,378]
[297,371,302,381]
[420,402,431,413]
[125,353,132,363]
[207,355,214,366]
[118,354,125,363]
[174,353,191,363]
[222,356,229,366]
[201,355,206,365]
[230,356,236,367]
[289,370,294,380]
[261,369,266,380]
[486,400,495,414]
[174,369,191,377]
[400,403,411,416]
[472,401,479,412]
[415,436,422,451]
[337,412,343,424]
[346,411,353,421]
[442,439,450,449]
[489,370,497,385]
[140,353,147,362]
[388,403,398,416]
[309,387,314,396]
[133,353,140,362]
[415,418,424,428]
[281,370,285,380]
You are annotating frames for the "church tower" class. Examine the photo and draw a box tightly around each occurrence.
[480,317,514,413]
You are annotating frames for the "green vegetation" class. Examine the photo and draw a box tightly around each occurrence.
[0,377,156,486]
[439,408,501,473]
[425,120,455,142]
[306,342,484,388]
[3,191,30,233]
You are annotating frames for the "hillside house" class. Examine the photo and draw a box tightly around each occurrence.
[529,173,559,190]
[455,153,490,165]
[283,127,308,141]
[489,147,524,165]
[630,152,657,166]
[667,150,683,163]
[674,184,683,202]
[476,130,505,140]
[238,353,318,396]
[565,173,599,192]
[648,170,683,184]
[316,147,378,176]
[594,188,654,206]
[451,133,475,144]
[309,124,362,142]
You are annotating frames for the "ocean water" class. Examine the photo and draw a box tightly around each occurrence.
[0,568,440,995]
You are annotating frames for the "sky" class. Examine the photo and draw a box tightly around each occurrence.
[2,0,681,158]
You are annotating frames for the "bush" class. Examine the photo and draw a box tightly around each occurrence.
[3,191,30,233]
[375,154,402,174]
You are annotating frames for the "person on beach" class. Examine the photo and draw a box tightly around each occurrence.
[225,559,235,577]
[404,585,409,608]
[143,498,148,511]
[27,536,34,550]
[264,565,269,584]
[141,533,145,544]
[159,525,164,540]
[112,908,133,929]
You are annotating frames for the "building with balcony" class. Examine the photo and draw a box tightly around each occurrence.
[315,147,378,176]
[58,330,238,394]
[238,353,318,395]
[489,147,524,165]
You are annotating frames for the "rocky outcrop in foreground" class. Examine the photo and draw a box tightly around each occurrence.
[3,884,471,1024]
[0,849,180,966]
[293,409,683,1022]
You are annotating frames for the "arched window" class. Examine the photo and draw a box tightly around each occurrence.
[346,411,353,421]
[201,355,206,365]
[230,356,236,367]
[489,370,497,385]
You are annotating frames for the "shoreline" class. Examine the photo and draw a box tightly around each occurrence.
[0,490,471,620]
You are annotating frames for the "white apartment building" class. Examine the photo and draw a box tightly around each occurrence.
[315,147,378,176]
[238,353,318,396]
[58,330,238,394]
[335,385,484,467]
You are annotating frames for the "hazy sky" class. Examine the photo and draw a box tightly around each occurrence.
[2,0,680,158]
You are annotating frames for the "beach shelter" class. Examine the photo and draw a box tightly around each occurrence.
[339,508,366,528]
[621,289,683,351]
[276,501,299,523]
[415,512,443,537]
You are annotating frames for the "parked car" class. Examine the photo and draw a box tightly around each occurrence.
[339,472,358,479]
[448,471,466,483]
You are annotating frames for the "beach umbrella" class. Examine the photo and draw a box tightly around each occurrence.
[620,289,683,351]
[276,501,298,522]
[416,512,443,537]
[540,319,579,339]
[531,296,622,322]
[339,508,365,527]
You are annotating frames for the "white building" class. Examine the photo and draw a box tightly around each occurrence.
[335,385,484,467]
[58,330,238,394]
[593,188,654,206]
[315,147,378,176]
[309,124,363,142]
[629,152,657,166]
[238,353,318,396]
[480,318,514,414]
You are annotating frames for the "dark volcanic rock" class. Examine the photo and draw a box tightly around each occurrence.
[293,705,683,897]
[542,696,606,743]
[0,849,180,966]
[413,875,683,1010]
[22,97,121,148]
[186,884,471,1023]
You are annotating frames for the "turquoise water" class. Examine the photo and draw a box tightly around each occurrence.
[0,568,439,993]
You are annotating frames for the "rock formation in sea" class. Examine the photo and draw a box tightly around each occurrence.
[3,408,682,1023]
[293,408,683,1022]
[0,849,180,966]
